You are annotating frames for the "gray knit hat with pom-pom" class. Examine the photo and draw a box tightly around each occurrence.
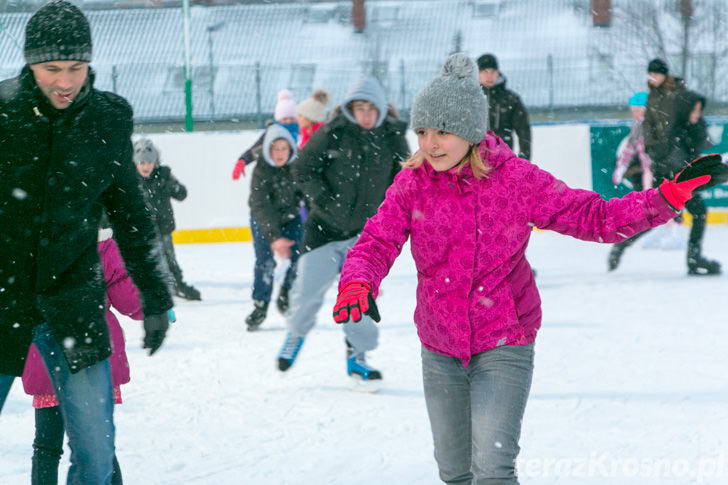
[409,53,488,144]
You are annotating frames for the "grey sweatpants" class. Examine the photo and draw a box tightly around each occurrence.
[285,236,378,356]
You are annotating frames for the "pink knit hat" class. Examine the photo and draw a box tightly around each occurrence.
[274,89,297,121]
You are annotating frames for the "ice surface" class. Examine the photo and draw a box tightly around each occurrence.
[1,226,727,484]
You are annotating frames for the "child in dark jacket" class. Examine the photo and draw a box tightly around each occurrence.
[134,138,202,300]
[332,53,727,484]
[22,230,142,485]
[246,123,304,330]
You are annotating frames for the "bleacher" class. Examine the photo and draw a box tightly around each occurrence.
[2,0,726,124]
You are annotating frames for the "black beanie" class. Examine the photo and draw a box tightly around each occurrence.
[24,1,92,65]
[476,53,499,71]
[647,58,668,75]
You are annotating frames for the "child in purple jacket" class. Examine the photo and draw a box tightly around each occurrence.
[332,53,727,484]
[22,229,143,484]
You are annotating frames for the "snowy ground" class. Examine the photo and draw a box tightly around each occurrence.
[1,225,727,484]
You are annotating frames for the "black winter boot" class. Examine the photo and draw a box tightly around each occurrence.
[175,281,201,300]
[687,244,721,276]
[246,300,269,331]
[276,286,290,314]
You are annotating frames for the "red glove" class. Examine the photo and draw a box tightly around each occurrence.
[659,176,710,210]
[232,159,246,180]
[658,154,728,210]
[333,281,381,323]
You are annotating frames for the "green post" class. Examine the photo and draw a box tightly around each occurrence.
[185,76,193,132]
[182,0,193,131]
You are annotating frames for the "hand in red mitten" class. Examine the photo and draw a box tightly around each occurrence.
[659,154,728,210]
[232,159,246,180]
[333,281,381,324]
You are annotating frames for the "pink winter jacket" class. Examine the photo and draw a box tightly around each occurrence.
[340,133,677,367]
[22,238,144,397]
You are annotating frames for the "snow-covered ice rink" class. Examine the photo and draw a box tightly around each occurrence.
[1,225,727,484]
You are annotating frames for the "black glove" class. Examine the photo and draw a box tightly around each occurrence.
[676,154,728,191]
[143,313,169,356]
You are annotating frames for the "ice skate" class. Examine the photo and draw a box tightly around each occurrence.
[687,244,722,276]
[278,332,304,371]
[245,300,268,331]
[346,341,381,393]
[175,281,201,301]
[687,256,722,276]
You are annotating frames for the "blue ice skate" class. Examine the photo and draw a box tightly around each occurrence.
[347,355,382,381]
[278,332,304,371]
[346,340,382,381]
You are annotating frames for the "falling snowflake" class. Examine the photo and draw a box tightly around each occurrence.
[12,188,27,200]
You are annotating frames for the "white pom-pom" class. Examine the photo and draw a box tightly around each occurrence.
[277,89,294,102]
[441,52,478,80]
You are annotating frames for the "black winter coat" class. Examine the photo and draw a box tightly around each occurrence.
[249,160,303,242]
[481,77,532,160]
[0,67,173,376]
[295,113,409,252]
[138,165,187,236]
[644,76,687,164]
[658,91,712,181]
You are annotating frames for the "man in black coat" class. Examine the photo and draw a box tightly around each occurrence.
[477,53,532,160]
[0,2,173,482]
[643,58,687,172]
[608,59,690,273]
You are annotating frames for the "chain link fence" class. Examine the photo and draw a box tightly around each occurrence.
[3,0,728,126]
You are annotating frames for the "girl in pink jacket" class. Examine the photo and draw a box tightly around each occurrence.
[333,53,726,484]
[22,229,143,485]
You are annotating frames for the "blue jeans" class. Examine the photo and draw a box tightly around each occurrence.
[32,406,123,485]
[0,373,14,413]
[421,344,534,484]
[33,323,116,485]
[250,214,302,302]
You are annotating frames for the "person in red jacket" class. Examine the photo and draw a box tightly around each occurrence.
[21,229,151,484]
[296,88,330,148]
[332,53,727,484]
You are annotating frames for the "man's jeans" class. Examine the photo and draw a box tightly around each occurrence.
[421,344,534,484]
[33,323,115,485]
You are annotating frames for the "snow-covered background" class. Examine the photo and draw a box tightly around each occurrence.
[1,223,727,484]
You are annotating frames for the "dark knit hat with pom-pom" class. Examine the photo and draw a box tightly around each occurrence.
[409,53,488,144]
[24,0,92,65]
